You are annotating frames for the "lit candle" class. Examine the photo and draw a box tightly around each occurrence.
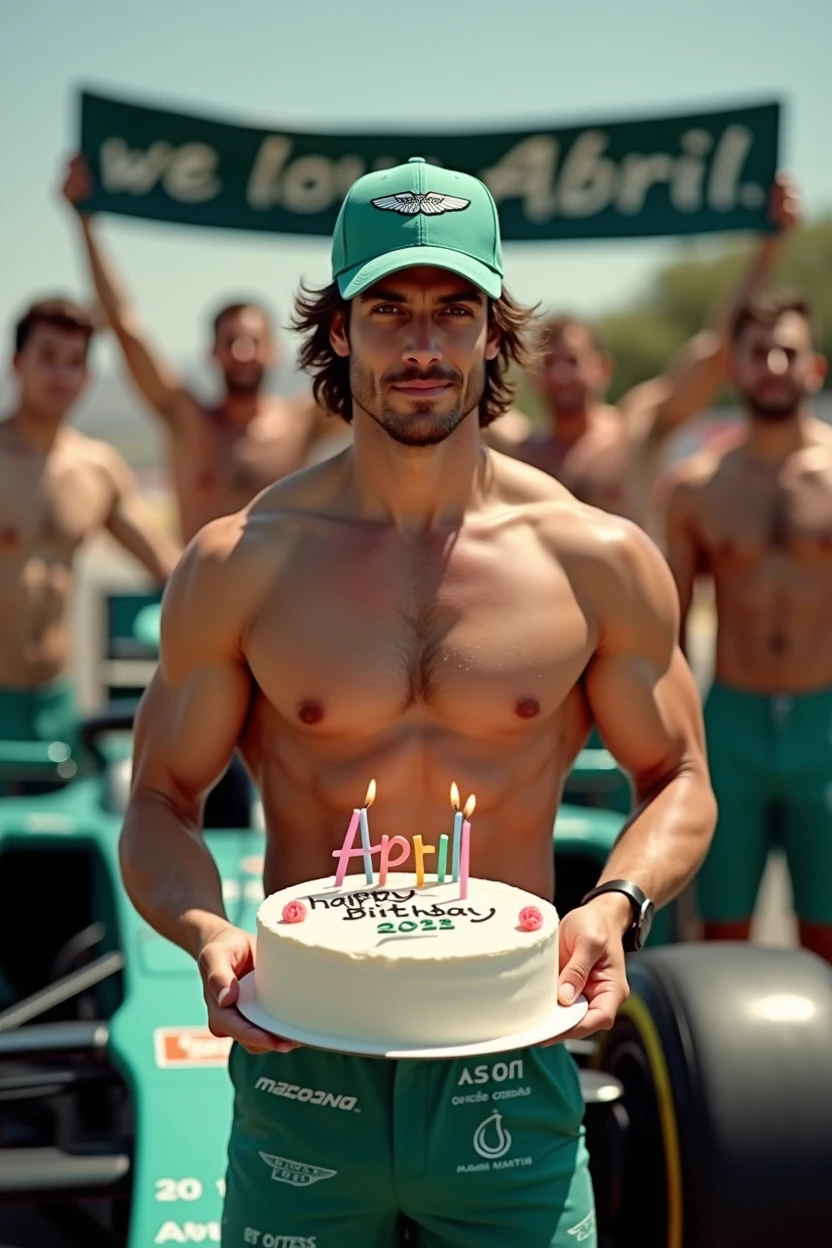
[333,808,361,888]
[412,835,435,887]
[358,779,377,885]
[437,833,449,883]
[459,794,476,900]
[379,834,411,885]
[450,783,463,882]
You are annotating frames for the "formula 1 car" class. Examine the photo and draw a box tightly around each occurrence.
[1,594,831,1248]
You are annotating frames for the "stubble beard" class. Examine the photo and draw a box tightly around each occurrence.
[350,360,486,448]
[742,387,803,425]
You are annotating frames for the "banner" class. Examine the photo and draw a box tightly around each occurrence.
[79,90,780,242]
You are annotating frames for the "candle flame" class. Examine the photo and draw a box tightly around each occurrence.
[450,782,460,810]
[364,778,377,808]
[463,794,476,819]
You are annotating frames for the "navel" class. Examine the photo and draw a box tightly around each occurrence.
[515,697,541,720]
[0,527,19,548]
[297,699,325,725]
[768,634,788,656]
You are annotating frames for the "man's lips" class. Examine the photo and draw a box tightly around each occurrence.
[389,379,453,397]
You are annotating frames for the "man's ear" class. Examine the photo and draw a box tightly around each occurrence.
[596,351,614,392]
[485,319,501,362]
[330,309,351,359]
[807,352,828,395]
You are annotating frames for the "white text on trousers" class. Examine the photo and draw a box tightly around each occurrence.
[457,1060,523,1086]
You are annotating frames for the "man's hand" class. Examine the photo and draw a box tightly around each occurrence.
[61,154,93,215]
[769,172,801,235]
[198,923,298,1056]
[551,895,631,1042]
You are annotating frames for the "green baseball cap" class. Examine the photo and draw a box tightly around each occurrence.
[332,157,503,300]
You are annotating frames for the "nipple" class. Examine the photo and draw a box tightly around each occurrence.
[297,699,324,725]
[515,697,541,720]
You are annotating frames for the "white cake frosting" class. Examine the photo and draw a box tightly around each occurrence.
[254,874,559,1047]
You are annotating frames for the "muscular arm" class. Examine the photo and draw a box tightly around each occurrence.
[620,172,799,444]
[119,520,253,957]
[583,525,716,908]
[77,217,188,424]
[100,447,181,582]
[663,473,704,655]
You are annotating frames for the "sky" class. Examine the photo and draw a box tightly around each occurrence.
[4,0,832,378]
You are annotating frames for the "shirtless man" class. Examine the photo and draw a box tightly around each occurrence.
[665,289,832,965]
[0,298,179,754]
[61,156,336,544]
[509,176,800,538]
[120,158,715,1247]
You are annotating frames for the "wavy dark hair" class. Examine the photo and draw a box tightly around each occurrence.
[292,280,540,428]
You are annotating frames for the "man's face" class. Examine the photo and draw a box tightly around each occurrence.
[331,266,500,448]
[212,307,276,396]
[536,323,610,416]
[732,313,824,422]
[13,324,90,419]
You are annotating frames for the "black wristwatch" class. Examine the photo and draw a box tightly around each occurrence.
[580,879,655,952]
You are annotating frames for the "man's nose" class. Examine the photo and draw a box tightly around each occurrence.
[403,317,442,369]
[766,348,789,376]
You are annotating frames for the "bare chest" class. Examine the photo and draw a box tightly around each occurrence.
[0,453,110,556]
[700,466,832,566]
[244,527,594,738]
[179,406,309,504]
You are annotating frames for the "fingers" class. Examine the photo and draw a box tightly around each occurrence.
[198,932,253,1009]
[206,998,297,1056]
[60,153,93,208]
[557,930,604,1006]
[198,927,296,1056]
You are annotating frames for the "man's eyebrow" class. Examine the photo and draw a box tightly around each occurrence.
[358,287,485,306]
[358,288,407,303]
[437,290,484,305]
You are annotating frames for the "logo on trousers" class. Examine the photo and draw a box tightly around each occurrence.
[259,1153,337,1188]
[472,1111,512,1160]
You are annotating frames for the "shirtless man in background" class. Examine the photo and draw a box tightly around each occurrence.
[61,156,336,544]
[121,157,715,1247]
[665,289,832,964]
[509,176,800,538]
[0,298,179,754]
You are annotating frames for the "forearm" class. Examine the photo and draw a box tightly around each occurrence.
[119,789,231,959]
[711,233,782,338]
[599,764,716,908]
[79,217,135,332]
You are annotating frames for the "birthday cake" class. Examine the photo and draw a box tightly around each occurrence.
[253,874,560,1048]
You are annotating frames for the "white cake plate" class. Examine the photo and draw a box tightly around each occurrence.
[236,971,588,1060]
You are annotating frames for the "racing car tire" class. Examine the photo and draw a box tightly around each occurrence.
[595,943,832,1248]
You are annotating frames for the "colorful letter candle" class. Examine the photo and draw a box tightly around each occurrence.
[412,835,435,886]
[459,793,476,900]
[358,779,377,885]
[333,779,378,887]
[450,783,463,882]
[437,834,449,883]
[379,834,411,885]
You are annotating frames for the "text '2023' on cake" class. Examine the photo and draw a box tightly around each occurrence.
[251,783,562,1050]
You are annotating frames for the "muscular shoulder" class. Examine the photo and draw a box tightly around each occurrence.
[537,503,678,654]
[662,448,726,512]
[159,506,293,682]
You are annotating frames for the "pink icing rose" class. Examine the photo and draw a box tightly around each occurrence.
[282,900,308,924]
[519,906,543,932]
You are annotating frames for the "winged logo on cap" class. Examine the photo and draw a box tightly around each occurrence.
[372,192,471,216]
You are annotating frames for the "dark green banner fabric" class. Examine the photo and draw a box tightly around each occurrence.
[78,91,780,241]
